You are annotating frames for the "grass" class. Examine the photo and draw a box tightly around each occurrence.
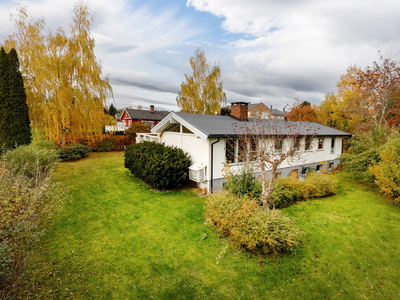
[13,152,400,299]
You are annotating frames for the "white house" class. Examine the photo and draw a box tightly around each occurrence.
[138,102,352,193]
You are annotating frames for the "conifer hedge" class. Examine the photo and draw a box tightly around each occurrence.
[124,142,191,190]
[0,47,31,149]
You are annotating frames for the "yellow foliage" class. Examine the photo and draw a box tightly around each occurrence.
[4,4,113,145]
[177,48,226,115]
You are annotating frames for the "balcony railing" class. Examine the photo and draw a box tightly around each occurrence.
[136,133,161,144]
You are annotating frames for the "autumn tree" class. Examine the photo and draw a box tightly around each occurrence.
[229,119,315,210]
[353,54,400,128]
[286,99,318,122]
[4,3,113,146]
[0,47,31,149]
[177,48,226,115]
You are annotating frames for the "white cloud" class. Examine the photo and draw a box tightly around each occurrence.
[166,50,182,54]
[188,0,400,106]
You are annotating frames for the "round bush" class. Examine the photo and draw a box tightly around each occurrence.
[58,144,91,161]
[206,192,303,255]
[124,141,191,190]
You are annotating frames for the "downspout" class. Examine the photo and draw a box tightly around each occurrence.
[210,137,220,194]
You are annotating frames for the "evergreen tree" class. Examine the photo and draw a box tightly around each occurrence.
[0,47,31,149]
[0,47,10,148]
[108,103,117,117]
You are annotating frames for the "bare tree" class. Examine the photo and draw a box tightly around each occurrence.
[227,119,316,210]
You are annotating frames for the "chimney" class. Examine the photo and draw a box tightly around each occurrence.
[137,105,142,110]
[283,107,285,113]
[270,105,273,110]
[150,105,155,113]
[231,102,249,121]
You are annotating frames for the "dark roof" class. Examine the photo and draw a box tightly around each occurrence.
[174,112,351,138]
[271,109,285,116]
[248,103,261,109]
[125,109,169,121]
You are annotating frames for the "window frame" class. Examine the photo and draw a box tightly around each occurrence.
[330,137,335,153]
[305,136,312,151]
[318,138,324,150]
[274,139,283,153]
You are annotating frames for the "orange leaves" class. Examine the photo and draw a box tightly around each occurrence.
[286,99,319,122]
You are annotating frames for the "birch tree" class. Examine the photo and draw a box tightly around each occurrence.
[177,48,226,115]
[230,120,315,210]
[4,3,113,145]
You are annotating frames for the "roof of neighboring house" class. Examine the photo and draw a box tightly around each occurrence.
[248,103,263,109]
[152,112,352,140]
[271,109,285,116]
[124,109,170,121]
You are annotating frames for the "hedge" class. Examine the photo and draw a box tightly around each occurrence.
[124,142,191,190]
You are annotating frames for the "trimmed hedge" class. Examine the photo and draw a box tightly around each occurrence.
[206,192,303,255]
[58,144,91,161]
[124,142,191,190]
[270,173,338,209]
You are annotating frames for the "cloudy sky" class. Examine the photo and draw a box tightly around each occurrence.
[1,0,399,111]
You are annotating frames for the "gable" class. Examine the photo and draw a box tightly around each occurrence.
[121,110,131,120]
[249,102,271,113]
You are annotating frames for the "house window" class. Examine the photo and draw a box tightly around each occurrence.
[182,126,194,134]
[293,137,301,150]
[316,165,322,172]
[275,139,283,153]
[329,162,334,169]
[331,138,335,153]
[226,139,236,164]
[226,138,258,164]
[305,136,312,151]
[318,138,324,150]
[165,124,180,132]
[248,138,258,161]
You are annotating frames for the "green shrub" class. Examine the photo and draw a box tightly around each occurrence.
[3,143,59,178]
[206,192,303,255]
[0,151,65,299]
[58,144,91,161]
[31,139,58,150]
[269,173,338,209]
[340,125,399,183]
[302,173,338,199]
[96,138,118,152]
[370,137,400,205]
[124,142,191,190]
[224,168,262,198]
[270,176,304,209]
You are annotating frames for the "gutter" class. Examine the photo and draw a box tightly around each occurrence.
[210,137,220,194]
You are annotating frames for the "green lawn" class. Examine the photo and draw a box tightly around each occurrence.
[14,152,400,299]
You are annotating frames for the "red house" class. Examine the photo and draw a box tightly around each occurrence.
[120,105,169,128]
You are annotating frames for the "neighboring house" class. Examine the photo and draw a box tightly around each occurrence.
[248,103,272,119]
[271,108,286,120]
[139,102,351,193]
[120,105,170,128]
[234,102,286,120]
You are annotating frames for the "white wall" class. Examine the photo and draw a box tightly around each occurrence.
[161,132,209,166]
[211,136,344,180]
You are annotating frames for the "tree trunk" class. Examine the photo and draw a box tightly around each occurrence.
[260,163,269,211]
[264,163,278,210]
